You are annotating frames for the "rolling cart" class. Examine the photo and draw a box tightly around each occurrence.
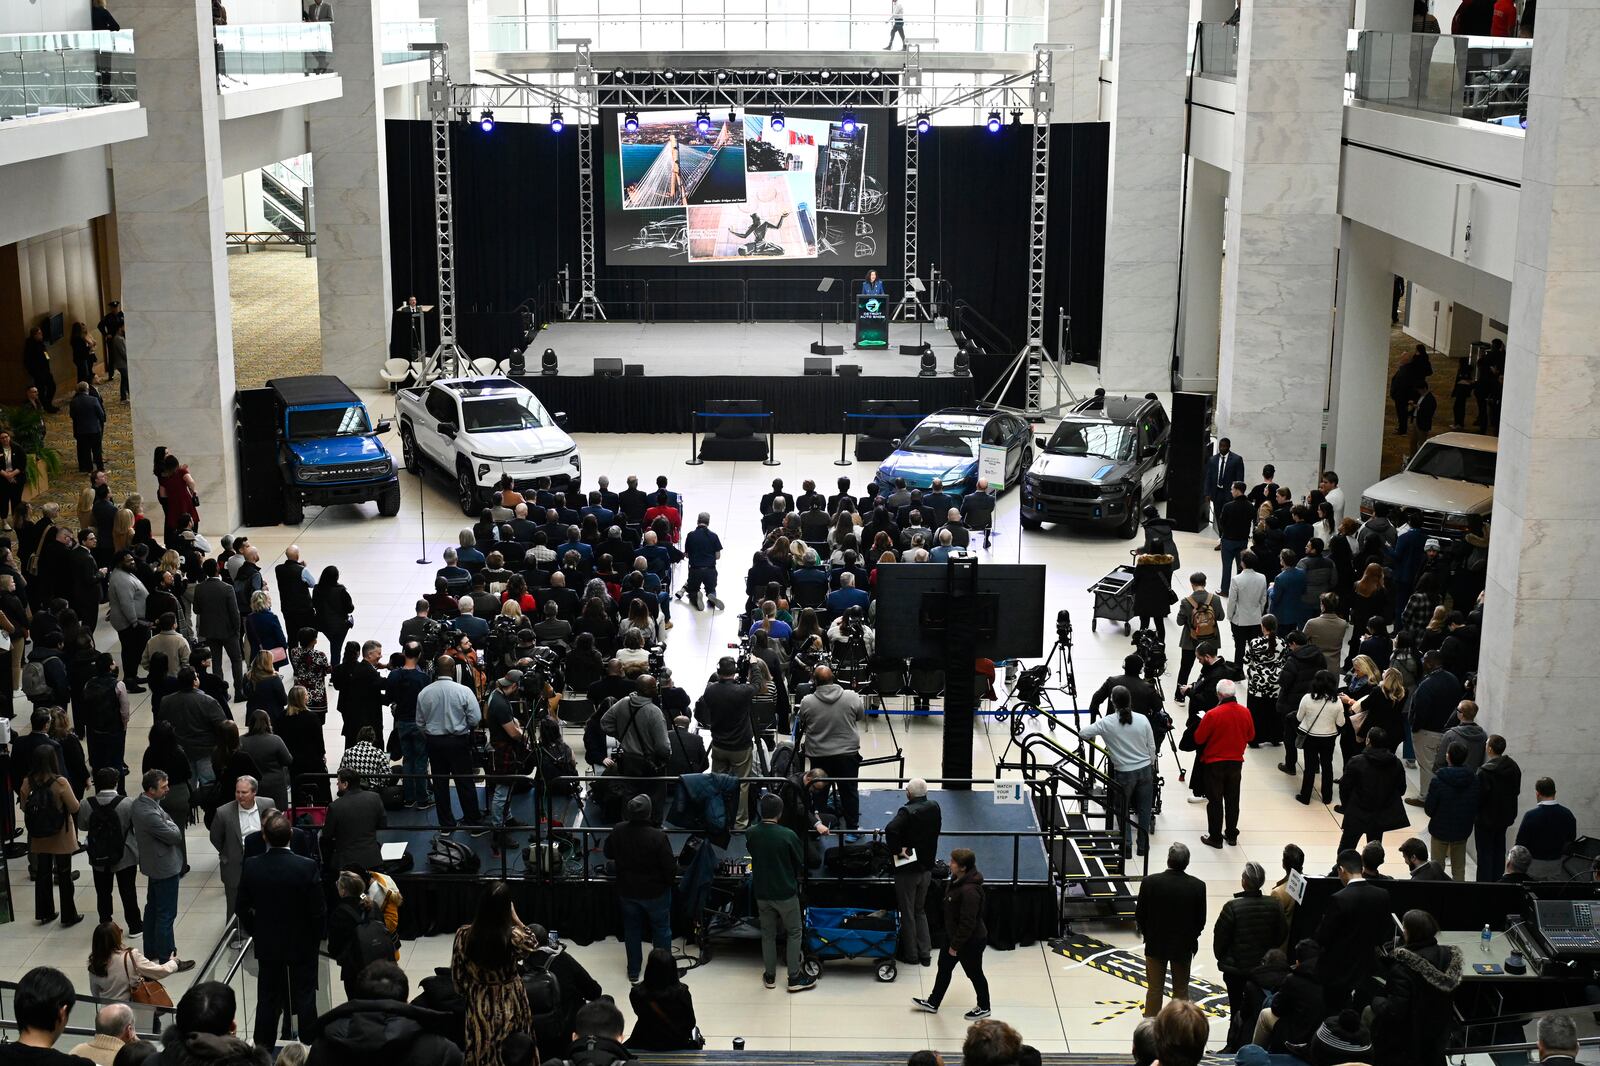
[800,906,900,982]
[1088,565,1137,634]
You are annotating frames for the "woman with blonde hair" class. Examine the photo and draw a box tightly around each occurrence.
[111,507,135,551]
[245,589,289,666]
[47,706,90,798]
[278,684,329,805]
[244,649,288,723]
[76,485,96,533]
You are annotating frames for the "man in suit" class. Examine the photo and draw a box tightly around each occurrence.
[1205,438,1245,541]
[664,715,709,777]
[194,558,246,697]
[1314,849,1393,1009]
[209,775,275,919]
[324,767,386,873]
[827,477,857,516]
[238,811,325,1050]
[0,428,27,526]
[1135,843,1208,1018]
[275,545,317,640]
[1536,1013,1580,1066]
[960,481,997,544]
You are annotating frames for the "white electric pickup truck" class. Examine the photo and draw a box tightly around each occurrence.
[395,376,581,514]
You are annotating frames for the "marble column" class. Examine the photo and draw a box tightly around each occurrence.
[1212,0,1344,498]
[309,0,393,387]
[1048,0,1106,122]
[1175,158,1227,391]
[1326,219,1392,506]
[417,0,477,80]
[1096,0,1189,391]
[109,0,240,529]
[1476,0,1600,831]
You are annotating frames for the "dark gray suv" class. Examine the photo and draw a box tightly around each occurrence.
[1019,391,1170,538]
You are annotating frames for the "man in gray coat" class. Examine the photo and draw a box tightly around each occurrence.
[602,675,671,816]
[162,667,227,788]
[131,770,193,969]
[194,557,246,697]
[796,665,865,832]
[209,775,276,919]
[79,766,142,933]
[107,550,148,692]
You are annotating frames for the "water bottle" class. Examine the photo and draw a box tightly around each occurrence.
[1481,924,1492,951]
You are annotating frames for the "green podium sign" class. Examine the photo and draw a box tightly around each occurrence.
[855,294,888,349]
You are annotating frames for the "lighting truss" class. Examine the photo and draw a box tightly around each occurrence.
[423,44,465,381]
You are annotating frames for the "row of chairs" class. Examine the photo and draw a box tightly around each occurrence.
[380,356,518,390]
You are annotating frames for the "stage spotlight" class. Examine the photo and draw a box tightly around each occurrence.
[819,69,833,80]
[695,108,711,134]
[716,68,730,82]
[765,68,779,82]
[915,111,931,134]
[870,68,882,81]
[1011,109,1024,125]
[478,109,495,133]
[663,69,676,80]
[985,110,1002,133]
[507,347,526,376]
[455,107,469,125]
[623,111,639,133]
[840,110,857,135]
[953,349,971,377]
[541,348,559,377]
[918,351,938,377]
[770,109,785,131]
[728,109,738,125]
[548,110,564,133]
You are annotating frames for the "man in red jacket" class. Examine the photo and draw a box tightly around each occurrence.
[1193,678,1254,849]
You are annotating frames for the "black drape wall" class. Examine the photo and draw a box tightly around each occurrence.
[385,119,1108,380]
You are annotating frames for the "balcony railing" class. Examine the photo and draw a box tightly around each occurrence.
[1194,21,1237,81]
[381,18,437,64]
[483,8,1045,53]
[0,29,136,122]
[215,21,333,88]
[1353,30,1530,127]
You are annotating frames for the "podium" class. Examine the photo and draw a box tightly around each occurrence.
[854,293,888,349]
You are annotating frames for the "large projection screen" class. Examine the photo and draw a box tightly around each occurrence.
[603,108,891,267]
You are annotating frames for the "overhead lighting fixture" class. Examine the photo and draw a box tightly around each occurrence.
[663,69,676,81]
[840,110,857,135]
[623,111,639,133]
[548,109,564,133]
[819,69,833,81]
[695,108,711,135]
[478,109,495,133]
[455,107,469,124]
[915,111,931,134]
[716,68,730,82]
[986,110,1002,133]
[769,109,785,131]
[728,109,738,125]
[869,68,882,81]
[766,68,779,82]
[1011,109,1024,125]
[611,67,624,79]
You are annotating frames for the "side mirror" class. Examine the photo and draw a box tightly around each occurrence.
[553,411,569,429]
[438,421,457,438]
[1035,436,1047,451]
[891,438,902,449]
[374,418,393,434]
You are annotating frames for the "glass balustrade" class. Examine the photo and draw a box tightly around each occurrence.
[1194,21,1237,81]
[215,21,334,88]
[381,18,437,64]
[1353,29,1530,126]
[0,29,135,122]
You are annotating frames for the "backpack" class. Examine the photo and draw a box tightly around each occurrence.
[344,912,398,973]
[23,780,66,838]
[538,743,579,798]
[82,675,123,734]
[1185,594,1218,640]
[427,833,481,874]
[823,841,893,877]
[21,657,55,700]
[523,951,564,1046]
[85,796,127,867]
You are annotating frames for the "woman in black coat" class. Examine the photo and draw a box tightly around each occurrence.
[311,565,354,655]
[1131,550,1175,639]
[626,948,701,1051]
[1263,940,1326,1054]
[1371,910,1463,1066]
[1335,729,1409,852]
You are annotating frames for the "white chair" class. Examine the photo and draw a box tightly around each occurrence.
[470,356,499,377]
[378,358,416,391]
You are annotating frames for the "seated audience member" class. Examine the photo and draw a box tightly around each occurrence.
[307,959,463,1066]
[160,981,270,1065]
[68,1003,138,1065]
[625,948,701,1051]
[1152,1000,1210,1066]
[3,966,79,1064]
[522,923,604,1061]
[961,1019,1030,1066]
[558,997,631,1066]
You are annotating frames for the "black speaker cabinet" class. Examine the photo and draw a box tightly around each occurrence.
[804,357,832,376]
[837,364,862,377]
[1167,391,1213,534]
[624,363,644,377]
[238,439,284,526]
[593,358,624,378]
[235,387,279,444]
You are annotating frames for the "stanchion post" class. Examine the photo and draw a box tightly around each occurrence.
[835,413,851,466]
[686,410,704,466]
[763,411,780,467]
[415,471,430,565]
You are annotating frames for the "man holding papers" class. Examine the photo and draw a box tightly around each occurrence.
[885,778,943,967]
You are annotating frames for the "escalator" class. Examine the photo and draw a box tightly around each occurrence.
[261,168,307,236]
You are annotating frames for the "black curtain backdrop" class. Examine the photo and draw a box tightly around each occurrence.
[385,119,1109,384]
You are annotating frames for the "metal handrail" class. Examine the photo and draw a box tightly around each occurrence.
[951,299,1016,355]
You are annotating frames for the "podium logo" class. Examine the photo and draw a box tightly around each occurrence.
[865,298,882,314]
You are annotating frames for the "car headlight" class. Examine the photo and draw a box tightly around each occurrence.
[1102,482,1126,496]
[569,454,581,468]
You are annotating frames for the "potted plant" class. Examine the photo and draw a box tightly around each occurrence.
[4,404,64,498]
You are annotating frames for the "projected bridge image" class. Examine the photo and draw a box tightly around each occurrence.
[620,114,746,210]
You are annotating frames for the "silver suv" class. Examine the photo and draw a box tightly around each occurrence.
[1359,431,1496,538]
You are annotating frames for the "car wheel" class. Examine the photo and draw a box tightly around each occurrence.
[456,462,479,516]
[1118,489,1141,539]
[377,482,401,517]
[399,425,420,475]
[282,487,303,526]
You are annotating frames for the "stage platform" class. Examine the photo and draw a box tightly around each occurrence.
[380,786,1056,950]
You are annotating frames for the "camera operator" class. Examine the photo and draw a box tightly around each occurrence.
[827,606,875,659]
[694,658,756,829]
[796,665,865,836]
[655,667,689,718]
[485,671,529,843]
[779,766,834,866]
[1089,653,1164,723]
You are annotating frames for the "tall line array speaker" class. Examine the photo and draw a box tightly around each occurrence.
[1167,391,1213,533]
[235,388,284,526]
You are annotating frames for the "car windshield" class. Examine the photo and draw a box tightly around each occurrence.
[286,405,371,440]
[463,395,545,433]
[900,423,981,458]
[1046,420,1136,461]
[1407,443,1496,485]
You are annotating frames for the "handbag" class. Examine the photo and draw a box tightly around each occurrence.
[267,645,288,667]
[125,951,174,1009]
[1295,699,1335,750]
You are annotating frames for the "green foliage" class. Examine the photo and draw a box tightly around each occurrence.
[2,405,63,488]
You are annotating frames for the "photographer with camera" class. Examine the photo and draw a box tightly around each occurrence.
[796,666,865,836]
[827,605,875,659]
[485,671,531,845]
[694,658,757,829]
[600,675,670,818]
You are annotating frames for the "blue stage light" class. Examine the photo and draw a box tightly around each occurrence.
[985,110,1002,133]
[840,110,856,135]
[549,110,564,133]
[915,111,931,134]
[696,108,711,135]
[623,111,639,133]
[770,109,785,131]
[478,109,494,133]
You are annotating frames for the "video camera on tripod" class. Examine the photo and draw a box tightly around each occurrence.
[1131,628,1166,683]
[725,637,755,682]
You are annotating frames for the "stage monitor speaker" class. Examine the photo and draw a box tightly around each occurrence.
[624,363,644,377]
[235,387,279,444]
[804,357,832,377]
[593,358,624,378]
[706,398,764,440]
[1167,391,1213,533]
[837,364,862,377]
